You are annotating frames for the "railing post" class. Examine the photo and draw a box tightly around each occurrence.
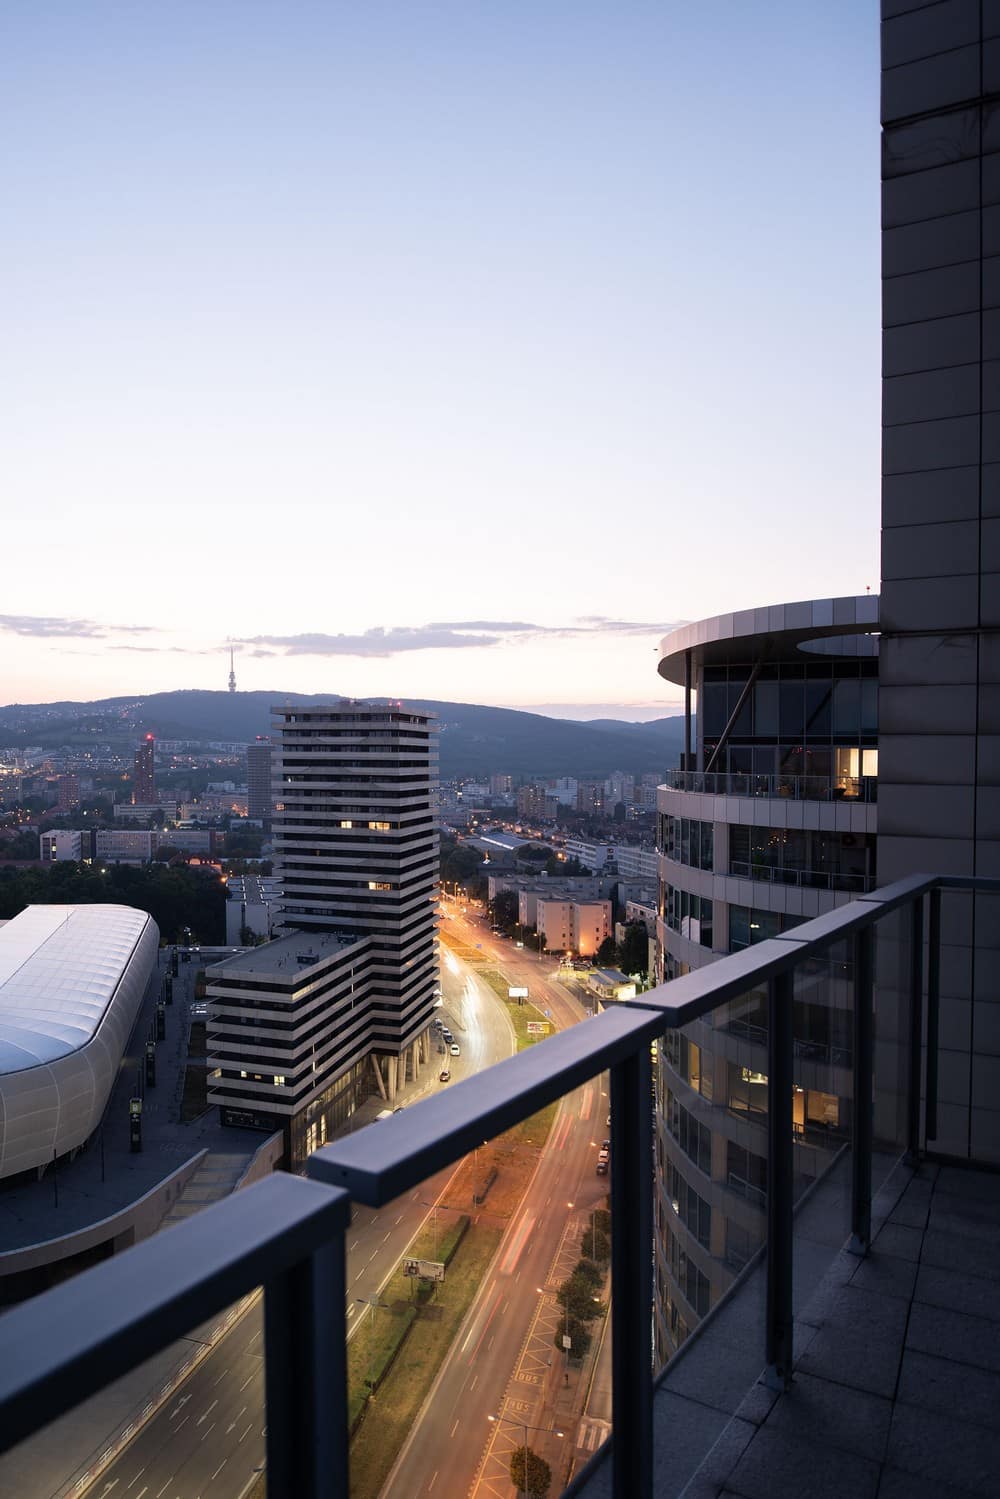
[264,1236,348,1499]
[850,925,874,1254]
[907,895,925,1163]
[765,969,794,1388]
[926,887,941,1143]
[610,1043,653,1499]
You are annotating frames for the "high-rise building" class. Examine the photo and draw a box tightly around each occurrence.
[879,9,1000,1167]
[132,735,155,805]
[207,702,439,1156]
[245,739,272,822]
[652,596,879,1363]
[56,774,79,812]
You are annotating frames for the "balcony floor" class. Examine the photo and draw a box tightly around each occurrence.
[575,1158,1000,1499]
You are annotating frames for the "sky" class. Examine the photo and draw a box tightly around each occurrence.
[1,2,881,721]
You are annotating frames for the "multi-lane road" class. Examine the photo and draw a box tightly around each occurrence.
[77,910,603,1499]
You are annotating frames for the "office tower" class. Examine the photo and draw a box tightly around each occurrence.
[208,702,439,1156]
[132,735,155,805]
[879,6,1000,1165]
[245,739,272,822]
[653,597,879,1362]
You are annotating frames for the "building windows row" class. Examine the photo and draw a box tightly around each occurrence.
[728,905,802,950]
[660,815,714,871]
[663,1224,711,1318]
[729,825,874,892]
[663,886,713,948]
[664,1089,712,1176]
[700,661,878,744]
[664,1158,712,1249]
[663,1030,713,1103]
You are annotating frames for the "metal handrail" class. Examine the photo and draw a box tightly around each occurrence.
[728,859,874,893]
[1,872,998,1499]
[667,768,878,803]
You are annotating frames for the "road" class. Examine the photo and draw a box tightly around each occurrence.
[379,907,611,1499]
[75,930,519,1499]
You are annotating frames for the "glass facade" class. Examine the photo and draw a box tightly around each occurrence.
[729,825,874,893]
[663,885,713,947]
[660,815,714,871]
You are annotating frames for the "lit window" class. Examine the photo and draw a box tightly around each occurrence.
[273,1074,286,1086]
[369,881,392,890]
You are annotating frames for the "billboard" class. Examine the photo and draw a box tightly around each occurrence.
[508,986,529,999]
[403,1258,446,1282]
[526,1021,550,1035]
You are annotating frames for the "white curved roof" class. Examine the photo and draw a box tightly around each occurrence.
[0,905,154,1074]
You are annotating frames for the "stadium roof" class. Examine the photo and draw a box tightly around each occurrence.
[0,905,153,1073]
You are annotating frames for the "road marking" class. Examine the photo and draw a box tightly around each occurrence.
[394,1213,403,1225]
[174,1417,189,1433]
[210,1459,227,1481]
[239,1372,255,1392]
[382,1231,391,1243]
[347,1303,356,1318]
[225,1406,247,1434]
[428,1471,438,1491]
[212,1367,229,1385]
[126,1470,145,1490]
[349,1239,359,1250]
[450,1419,459,1438]
[240,1423,253,1443]
[200,1421,215,1441]
[101,1485,119,1495]
[459,1281,499,1354]
[196,1400,218,1424]
[470,1374,478,1391]
[134,1490,147,1499]
[155,1480,173,1498]
[169,1396,191,1420]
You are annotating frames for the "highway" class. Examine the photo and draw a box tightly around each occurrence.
[74,926,520,1499]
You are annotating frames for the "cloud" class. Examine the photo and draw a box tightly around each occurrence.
[238,627,501,658]
[0,614,107,639]
[0,615,164,642]
[234,617,685,659]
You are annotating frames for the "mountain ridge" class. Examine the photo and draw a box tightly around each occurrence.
[0,690,685,779]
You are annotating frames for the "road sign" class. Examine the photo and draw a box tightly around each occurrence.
[562,1334,572,1350]
[403,1258,446,1282]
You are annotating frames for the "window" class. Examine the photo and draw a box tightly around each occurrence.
[665,1090,712,1175]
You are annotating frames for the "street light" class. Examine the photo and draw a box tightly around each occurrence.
[487,1412,564,1499]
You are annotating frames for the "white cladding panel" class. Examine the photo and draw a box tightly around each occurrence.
[0,905,159,1179]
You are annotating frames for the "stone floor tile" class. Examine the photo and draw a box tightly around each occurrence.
[650,1391,732,1499]
[897,1348,1000,1433]
[886,1401,1000,1496]
[887,1194,930,1229]
[935,1167,1000,1204]
[848,1249,919,1302]
[877,1465,981,1499]
[795,1285,908,1398]
[907,1301,1000,1373]
[678,1417,756,1498]
[724,1426,879,1499]
[733,1381,779,1428]
[764,1370,892,1462]
[871,1220,923,1262]
[915,1262,1000,1325]
[921,1227,1000,1284]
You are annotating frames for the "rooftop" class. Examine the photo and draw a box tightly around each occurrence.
[658,594,880,685]
[206,928,364,981]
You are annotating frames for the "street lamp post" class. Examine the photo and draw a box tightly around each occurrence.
[487,1413,564,1499]
[356,1295,390,1398]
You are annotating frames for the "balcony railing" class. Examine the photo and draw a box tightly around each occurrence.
[668,769,878,802]
[0,873,994,1499]
[728,858,875,893]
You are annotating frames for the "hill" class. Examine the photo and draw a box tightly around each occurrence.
[0,691,686,780]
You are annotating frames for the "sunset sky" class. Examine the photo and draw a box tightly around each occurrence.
[1,2,879,720]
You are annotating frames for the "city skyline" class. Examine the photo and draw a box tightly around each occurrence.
[2,2,879,715]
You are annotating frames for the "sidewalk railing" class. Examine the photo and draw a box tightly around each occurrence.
[0,873,995,1499]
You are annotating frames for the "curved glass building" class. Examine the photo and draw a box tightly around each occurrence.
[653,595,879,1364]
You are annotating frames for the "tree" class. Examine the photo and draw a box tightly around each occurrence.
[553,1314,592,1361]
[617,922,650,978]
[490,889,519,931]
[595,936,617,967]
[581,1226,611,1264]
[509,1446,551,1499]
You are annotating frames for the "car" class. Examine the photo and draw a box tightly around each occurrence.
[449,1043,461,1057]
[515,941,524,948]
[596,1158,609,1175]
[602,1138,611,1151]
[439,1070,451,1082]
